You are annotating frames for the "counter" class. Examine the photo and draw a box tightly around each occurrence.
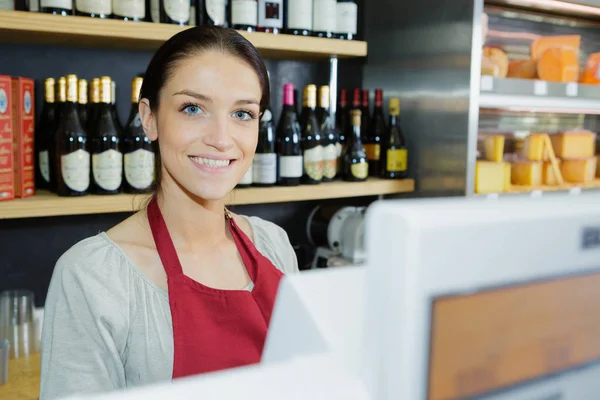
[0,353,40,400]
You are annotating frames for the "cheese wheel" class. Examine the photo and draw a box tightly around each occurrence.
[580,53,600,85]
[482,47,509,78]
[537,48,580,83]
[507,60,538,79]
[531,35,581,61]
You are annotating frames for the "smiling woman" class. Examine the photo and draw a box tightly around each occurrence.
[39,27,299,400]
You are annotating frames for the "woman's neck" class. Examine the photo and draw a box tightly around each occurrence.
[156,176,229,251]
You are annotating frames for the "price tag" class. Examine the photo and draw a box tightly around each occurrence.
[569,187,582,196]
[534,81,548,96]
[487,193,500,200]
[566,83,578,97]
[481,76,494,92]
[531,190,543,197]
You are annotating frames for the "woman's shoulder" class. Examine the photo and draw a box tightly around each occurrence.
[241,215,299,275]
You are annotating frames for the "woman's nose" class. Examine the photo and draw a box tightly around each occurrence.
[203,114,234,151]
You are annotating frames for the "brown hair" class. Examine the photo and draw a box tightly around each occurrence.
[139,26,270,193]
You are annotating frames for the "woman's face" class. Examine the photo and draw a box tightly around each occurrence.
[144,50,262,201]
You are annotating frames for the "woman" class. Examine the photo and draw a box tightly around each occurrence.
[40,27,298,399]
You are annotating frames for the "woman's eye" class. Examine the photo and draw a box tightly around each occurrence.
[232,110,253,121]
[182,105,203,116]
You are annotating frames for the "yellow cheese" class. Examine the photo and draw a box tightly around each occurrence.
[475,161,509,194]
[522,134,547,161]
[560,157,597,183]
[550,132,596,159]
[511,161,542,186]
[597,156,600,178]
[542,160,561,185]
[484,135,505,162]
[504,162,511,191]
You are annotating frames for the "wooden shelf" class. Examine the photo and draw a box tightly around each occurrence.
[0,11,367,60]
[480,179,600,198]
[0,178,414,220]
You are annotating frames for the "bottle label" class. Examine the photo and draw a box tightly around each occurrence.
[351,161,368,179]
[93,149,123,191]
[206,0,226,25]
[30,0,40,11]
[239,164,253,185]
[165,0,190,22]
[41,0,73,9]
[189,4,196,25]
[150,0,159,21]
[124,149,154,190]
[61,149,90,192]
[112,0,145,18]
[279,155,303,178]
[287,0,313,30]
[252,153,277,184]
[322,143,337,179]
[232,0,257,26]
[386,149,408,172]
[313,0,336,33]
[303,145,324,181]
[0,0,14,10]
[76,0,111,14]
[336,2,357,34]
[364,143,380,161]
[258,0,282,29]
[39,150,50,183]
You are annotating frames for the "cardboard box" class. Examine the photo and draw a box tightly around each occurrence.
[0,76,15,201]
[11,77,35,198]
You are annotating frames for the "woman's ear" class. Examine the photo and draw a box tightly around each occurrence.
[139,98,158,141]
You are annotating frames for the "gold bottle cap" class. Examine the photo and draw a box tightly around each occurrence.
[389,98,400,116]
[100,76,112,104]
[90,78,101,104]
[132,77,143,103]
[319,85,330,108]
[57,76,67,102]
[66,74,78,103]
[303,84,317,108]
[78,79,88,105]
[44,78,55,103]
[351,109,361,126]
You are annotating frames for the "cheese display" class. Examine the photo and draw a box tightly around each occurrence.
[511,161,542,186]
[481,47,509,78]
[530,35,581,62]
[580,53,600,85]
[507,59,538,79]
[484,135,505,162]
[522,133,547,161]
[542,161,561,185]
[550,131,596,159]
[475,161,510,194]
[561,158,597,183]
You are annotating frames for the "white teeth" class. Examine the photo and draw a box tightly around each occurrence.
[190,156,231,168]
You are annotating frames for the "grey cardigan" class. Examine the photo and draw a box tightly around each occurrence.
[40,216,299,400]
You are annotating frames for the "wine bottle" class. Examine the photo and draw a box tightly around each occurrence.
[55,74,90,197]
[335,88,348,174]
[36,78,56,191]
[360,89,369,139]
[317,85,338,182]
[86,78,100,133]
[381,98,408,179]
[313,0,336,38]
[276,83,302,186]
[75,0,111,17]
[151,0,190,25]
[40,0,72,15]
[257,0,282,34]
[112,0,145,21]
[300,84,323,184]
[50,76,67,192]
[347,87,360,147]
[14,0,40,11]
[123,77,155,194]
[90,76,123,195]
[78,78,88,127]
[0,0,14,10]
[364,88,385,177]
[189,0,196,25]
[285,0,312,36]
[335,0,357,40]
[343,109,367,182]
[196,0,227,26]
[231,0,257,31]
[110,80,122,130]
[253,103,277,187]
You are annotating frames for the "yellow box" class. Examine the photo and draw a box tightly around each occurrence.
[484,135,505,162]
[561,157,597,183]
[522,133,547,161]
[542,160,561,185]
[551,132,596,159]
[475,161,510,194]
[511,161,542,186]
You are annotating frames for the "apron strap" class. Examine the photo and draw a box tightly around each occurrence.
[147,196,185,277]
[226,211,259,283]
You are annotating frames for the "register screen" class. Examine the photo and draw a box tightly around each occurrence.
[427,271,600,400]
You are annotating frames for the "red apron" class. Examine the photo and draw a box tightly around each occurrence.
[147,197,284,378]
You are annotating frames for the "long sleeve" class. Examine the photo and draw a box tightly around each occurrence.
[40,238,131,400]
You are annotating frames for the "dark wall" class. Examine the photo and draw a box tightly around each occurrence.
[0,35,364,306]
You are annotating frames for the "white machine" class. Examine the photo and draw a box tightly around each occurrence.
[67,193,600,400]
